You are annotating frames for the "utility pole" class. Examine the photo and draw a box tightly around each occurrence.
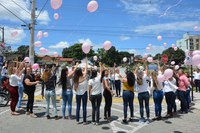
[29,0,36,64]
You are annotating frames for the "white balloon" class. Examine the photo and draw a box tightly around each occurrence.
[123,57,127,62]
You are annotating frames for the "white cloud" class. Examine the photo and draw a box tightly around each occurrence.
[78,38,93,46]
[120,0,161,14]
[122,49,140,55]
[119,35,131,41]
[0,0,50,25]
[147,45,165,56]
[134,21,200,34]
[49,41,69,49]
[1,27,26,44]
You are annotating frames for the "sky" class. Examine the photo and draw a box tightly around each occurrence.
[0,0,200,57]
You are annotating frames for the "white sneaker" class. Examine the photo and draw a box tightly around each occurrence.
[30,113,37,118]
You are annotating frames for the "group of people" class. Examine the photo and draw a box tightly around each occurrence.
[1,58,200,125]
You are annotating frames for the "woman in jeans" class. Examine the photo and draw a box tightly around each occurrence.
[42,65,59,120]
[73,60,88,125]
[88,62,103,125]
[120,71,135,123]
[102,69,114,122]
[150,71,164,120]
[136,62,151,123]
[23,66,40,118]
[60,64,78,119]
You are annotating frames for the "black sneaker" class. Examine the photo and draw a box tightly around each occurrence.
[122,119,128,124]
[46,115,50,119]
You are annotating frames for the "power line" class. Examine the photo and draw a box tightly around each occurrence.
[35,0,49,21]
[11,0,31,15]
[0,3,28,25]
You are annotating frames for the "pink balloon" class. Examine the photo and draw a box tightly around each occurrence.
[198,64,200,69]
[174,47,178,51]
[192,54,200,66]
[192,50,200,56]
[171,44,175,48]
[93,55,98,61]
[82,43,91,54]
[11,30,18,37]
[0,43,5,47]
[163,42,167,47]
[34,41,42,47]
[37,31,43,39]
[32,63,39,70]
[157,75,165,82]
[103,41,112,51]
[194,26,199,31]
[164,69,173,79]
[147,57,153,62]
[171,61,175,65]
[87,0,98,13]
[53,52,59,57]
[43,32,48,37]
[175,65,179,70]
[146,47,150,52]
[54,13,59,20]
[123,57,127,62]
[24,57,30,62]
[40,47,46,53]
[157,35,162,41]
[51,0,62,10]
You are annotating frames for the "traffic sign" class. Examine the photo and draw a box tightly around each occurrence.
[162,54,168,63]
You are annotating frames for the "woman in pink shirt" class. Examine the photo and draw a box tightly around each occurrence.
[177,69,189,113]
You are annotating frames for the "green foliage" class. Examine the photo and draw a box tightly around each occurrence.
[153,53,162,60]
[162,47,185,65]
[62,43,95,60]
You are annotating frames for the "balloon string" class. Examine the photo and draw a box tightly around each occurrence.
[159,0,182,18]
[67,13,89,38]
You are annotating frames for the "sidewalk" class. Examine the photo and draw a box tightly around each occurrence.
[135,92,200,133]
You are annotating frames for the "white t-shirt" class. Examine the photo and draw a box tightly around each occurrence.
[114,74,120,80]
[76,79,88,95]
[163,78,176,93]
[88,75,103,95]
[9,74,21,87]
[1,66,8,76]
[137,75,150,93]
[194,72,200,80]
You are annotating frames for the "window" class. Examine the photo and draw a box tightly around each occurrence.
[196,43,200,50]
[196,39,199,42]
[190,43,194,50]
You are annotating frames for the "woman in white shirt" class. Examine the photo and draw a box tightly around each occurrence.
[88,62,103,125]
[136,62,151,123]
[114,68,121,97]
[8,67,22,115]
[163,77,177,117]
[73,60,88,125]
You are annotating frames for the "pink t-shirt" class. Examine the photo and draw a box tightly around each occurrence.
[178,75,189,91]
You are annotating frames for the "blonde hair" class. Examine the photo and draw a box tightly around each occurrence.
[136,70,143,85]
[151,71,160,88]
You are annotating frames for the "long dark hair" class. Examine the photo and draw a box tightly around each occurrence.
[100,70,107,83]
[90,70,97,79]
[73,68,83,85]
[126,71,135,87]
[60,68,68,89]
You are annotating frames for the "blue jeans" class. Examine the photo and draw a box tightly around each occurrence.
[186,89,191,109]
[62,89,73,117]
[165,91,176,114]
[45,89,57,116]
[76,91,88,122]
[138,91,150,118]
[91,93,102,123]
[17,86,24,108]
[153,90,163,117]
[123,90,134,119]
[177,90,188,112]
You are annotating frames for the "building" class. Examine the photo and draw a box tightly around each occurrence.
[37,55,73,65]
[177,33,200,51]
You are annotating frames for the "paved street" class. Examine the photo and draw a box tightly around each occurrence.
[1,87,200,133]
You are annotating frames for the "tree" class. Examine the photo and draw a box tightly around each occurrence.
[62,43,95,60]
[162,47,185,65]
[97,46,120,67]
[13,45,29,61]
[154,53,162,60]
